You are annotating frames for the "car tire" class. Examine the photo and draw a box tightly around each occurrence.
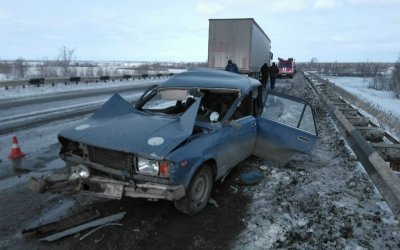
[174,164,213,215]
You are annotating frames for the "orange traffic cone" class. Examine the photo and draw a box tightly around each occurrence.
[8,136,26,159]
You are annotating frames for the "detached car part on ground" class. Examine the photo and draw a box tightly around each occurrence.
[57,69,317,215]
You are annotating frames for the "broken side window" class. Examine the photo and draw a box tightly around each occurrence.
[197,89,238,122]
[231,93,252,120]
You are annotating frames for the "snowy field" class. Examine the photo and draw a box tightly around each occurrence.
[323,76,400,119]
[0,78,165,101]
[0,69,186,101]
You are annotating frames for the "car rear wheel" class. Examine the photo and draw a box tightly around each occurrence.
[174,164,213,215]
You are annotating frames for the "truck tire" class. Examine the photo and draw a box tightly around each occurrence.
[174,164,213,215]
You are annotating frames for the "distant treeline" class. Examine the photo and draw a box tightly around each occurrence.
[0,59,207,80]
[0,46,208,80]
[1,54,399,99]
[297,61,392,77]
[298,58,400,98]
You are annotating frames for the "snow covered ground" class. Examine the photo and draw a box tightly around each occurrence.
[0,69,187,101]
[0,78,164,101]
[323,76,400,119]
[232,76,400,249]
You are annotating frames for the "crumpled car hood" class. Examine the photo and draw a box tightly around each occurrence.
[58,93,201,159]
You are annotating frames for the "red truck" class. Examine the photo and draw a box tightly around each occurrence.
[277,57,296,78]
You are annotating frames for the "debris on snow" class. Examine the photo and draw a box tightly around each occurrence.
[22,209,101,235]
[238,171,265,185]
[27,176,78,194]
[39,212,126,242]
[208,198,219,208]
[230,186,238,193]
[79,223,123,241]
[348,181,357,188]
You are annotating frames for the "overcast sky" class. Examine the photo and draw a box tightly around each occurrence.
[1,0,399,62]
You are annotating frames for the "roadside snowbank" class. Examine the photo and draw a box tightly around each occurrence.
[324,76,400,119]
[232,76,400,249]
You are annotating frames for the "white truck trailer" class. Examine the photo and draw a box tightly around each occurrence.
[207,18,272,77]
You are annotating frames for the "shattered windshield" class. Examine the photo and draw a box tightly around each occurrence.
[140,89,194,115]
[139,87,240,121]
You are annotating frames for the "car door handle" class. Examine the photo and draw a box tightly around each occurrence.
[298,136,310,144]
[251,121,256,127]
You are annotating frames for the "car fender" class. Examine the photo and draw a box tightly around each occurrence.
[170,149,219,189]
[166,133,221,189]
[183,157,217,189]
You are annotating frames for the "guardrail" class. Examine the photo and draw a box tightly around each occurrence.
[0,73,175,90]
[303,71,400,221]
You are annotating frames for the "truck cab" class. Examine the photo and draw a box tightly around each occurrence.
[278,57,296,78]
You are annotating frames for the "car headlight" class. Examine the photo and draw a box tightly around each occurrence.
[70,164,90,180]
[137,157,170,177]
[137,157,159,175]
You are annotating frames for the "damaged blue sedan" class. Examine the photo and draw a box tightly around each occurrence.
[58,69,317,214]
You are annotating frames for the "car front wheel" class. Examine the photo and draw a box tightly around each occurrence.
[174,164,213,215]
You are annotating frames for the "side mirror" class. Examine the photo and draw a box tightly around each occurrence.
[209,112,220,123]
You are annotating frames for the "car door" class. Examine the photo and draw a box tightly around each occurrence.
[224,90,258,169]
[224,116,257,168]
[254,91,317,165]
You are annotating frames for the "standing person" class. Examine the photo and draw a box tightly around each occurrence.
[225,60,239,73]
[260,62,269,88]
[269,62,279,90]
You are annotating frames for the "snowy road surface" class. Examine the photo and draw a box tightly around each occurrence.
[0,78,164,134]
[0,90,144,135]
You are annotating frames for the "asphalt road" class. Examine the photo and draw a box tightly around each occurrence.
[0,84,154,135]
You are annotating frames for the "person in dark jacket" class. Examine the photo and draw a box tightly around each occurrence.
[260,63,269,88]
[225,60,239,73]
[269,62,279,90]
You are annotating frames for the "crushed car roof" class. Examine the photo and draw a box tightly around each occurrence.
[160,68,260,93]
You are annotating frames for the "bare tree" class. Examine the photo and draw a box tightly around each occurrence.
[135,63,150,74]
[14,58,26,79]
[86,66,94,77]
[69,66,78,77]
[97,67,104,77]
[38,59,52,77]
[112,68,119,76]
[391,55,400,98]
[0,60,12,79]
[57,46,76,77]
[308,57,318,71]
